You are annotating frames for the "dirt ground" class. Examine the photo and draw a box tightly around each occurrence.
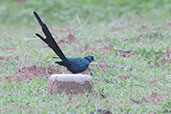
[1,65,67,82]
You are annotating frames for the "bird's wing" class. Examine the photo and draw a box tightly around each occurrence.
[67,57,89,65]
[33,11,70,67]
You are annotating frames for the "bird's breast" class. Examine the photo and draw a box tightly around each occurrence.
[68,63,89,73]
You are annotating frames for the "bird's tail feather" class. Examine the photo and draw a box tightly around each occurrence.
[53,57,59,59]
[33,11,70,67]
[55,61,66,66]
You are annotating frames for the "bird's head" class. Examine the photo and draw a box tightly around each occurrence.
[85,55,94,62]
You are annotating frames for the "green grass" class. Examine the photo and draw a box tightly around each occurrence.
[0,0,171,25]
[0,0,171,114]
[0,19,171,113]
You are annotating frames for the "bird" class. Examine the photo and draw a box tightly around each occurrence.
[33,11,94,73]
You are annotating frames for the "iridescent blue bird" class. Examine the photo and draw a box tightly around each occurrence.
[33,11,94,73]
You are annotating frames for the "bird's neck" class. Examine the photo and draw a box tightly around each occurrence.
[84,57,91,62]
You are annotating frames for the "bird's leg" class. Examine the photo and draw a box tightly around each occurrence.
[88,68,93,76]
[82,68,93,75]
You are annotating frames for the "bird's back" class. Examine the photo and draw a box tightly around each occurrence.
[67,57,89,64]
[67,57,90,73]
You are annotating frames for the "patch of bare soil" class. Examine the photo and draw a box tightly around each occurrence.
[141,23,171,31]
[57,33,78,46]
[99,45,113,53]
[161,23,171,30]
[151,78,162,86]
[91,109,112,114]
[132,92,161,105]
[163,109,171,114]
[141,25,157,30]
[119,75,130,80]
[0,47,17,51]
[109,19,133,31]
[0,56,19,61]
[117,49,135,57]
[136,32,167,42]
[14,0,25,5]
[90,62,121,73]
[0,56,3,60]
[1,106,44,113]
[6,48,17,51]
[95,39,113,45]
[81,44,96,52]
[20,106,44,112]
[1,65,66,82]
[90,63,108,72]
[81,44,113,54]
[51,27,72,33]
[155,49,171,67]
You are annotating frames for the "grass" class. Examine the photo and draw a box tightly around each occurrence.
[0,0,171,114]
[0,0,171,25]
[0,18,171,113]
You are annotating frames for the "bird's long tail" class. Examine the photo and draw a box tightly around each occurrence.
[33,11,70,67]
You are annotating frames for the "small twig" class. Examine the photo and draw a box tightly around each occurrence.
[24,34,67,41]
[76,14,82,28]
[19,49,27,71]
[24,37,40,40]
[0,47,6,53]
[91,62,122,69]
[91,62,116,66]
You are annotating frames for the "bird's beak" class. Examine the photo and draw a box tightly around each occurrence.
[92,57,94,61]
